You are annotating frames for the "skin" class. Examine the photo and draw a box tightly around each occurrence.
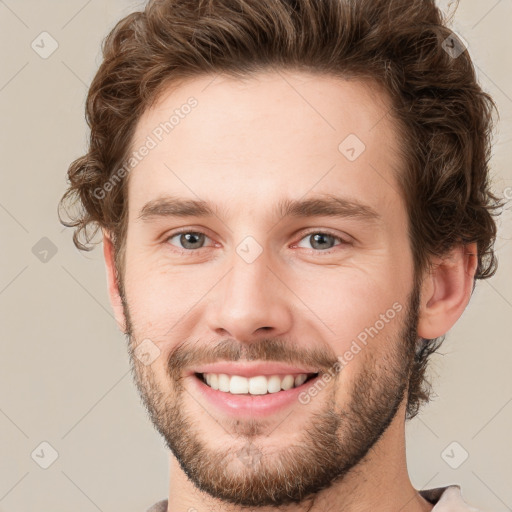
[102,71,477,511]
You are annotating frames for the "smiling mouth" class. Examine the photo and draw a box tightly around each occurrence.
[195,372,319,395]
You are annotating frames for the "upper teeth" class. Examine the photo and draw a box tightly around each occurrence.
[203,373,311,394]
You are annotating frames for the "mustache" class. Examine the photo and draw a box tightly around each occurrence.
[167,337,340,381]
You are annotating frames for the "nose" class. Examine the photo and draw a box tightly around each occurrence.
[206,245,294,343]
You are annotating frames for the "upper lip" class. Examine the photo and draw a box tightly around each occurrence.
[189,361,320,378]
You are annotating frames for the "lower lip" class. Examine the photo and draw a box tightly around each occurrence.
[191,374,321,417]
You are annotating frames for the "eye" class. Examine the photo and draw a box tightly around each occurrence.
[165,230,215,251]
[164,229,350,254]
[295,231,348,252]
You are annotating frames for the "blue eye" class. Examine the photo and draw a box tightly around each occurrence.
[165,229,348,254]
[296,232,345,252]
[166,231,214,251]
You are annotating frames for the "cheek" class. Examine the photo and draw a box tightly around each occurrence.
[123,256,203,323]
[297,263,405,330]
[123,260,220,369]
[292,263,410,379]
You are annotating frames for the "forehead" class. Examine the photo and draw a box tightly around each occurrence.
[127,70,405,222]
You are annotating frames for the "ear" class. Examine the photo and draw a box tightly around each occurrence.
[417,242,478,339]
[102,229,127,333]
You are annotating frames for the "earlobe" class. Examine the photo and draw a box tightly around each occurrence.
[102,230,127,333]
[417,243,478,339]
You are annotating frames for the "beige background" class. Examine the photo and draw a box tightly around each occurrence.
[0,0,511,511]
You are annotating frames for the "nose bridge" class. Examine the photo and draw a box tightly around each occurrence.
[227,240,270,302]
[209,235,293,341]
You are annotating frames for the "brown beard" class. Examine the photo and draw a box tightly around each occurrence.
[121,280,420,508]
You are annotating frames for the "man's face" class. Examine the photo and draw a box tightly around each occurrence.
[117,71,420,507]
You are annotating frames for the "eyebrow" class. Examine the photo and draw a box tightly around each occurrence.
[137,194,382,224]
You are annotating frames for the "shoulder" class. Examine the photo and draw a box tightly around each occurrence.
[145,499,168,512]
[420,485,482,511]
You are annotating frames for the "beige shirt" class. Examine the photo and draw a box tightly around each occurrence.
[146,484,482,511]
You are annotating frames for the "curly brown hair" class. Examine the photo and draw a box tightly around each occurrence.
[58,0,503,420]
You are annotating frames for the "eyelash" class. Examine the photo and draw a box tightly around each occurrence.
[164,228,351,255]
